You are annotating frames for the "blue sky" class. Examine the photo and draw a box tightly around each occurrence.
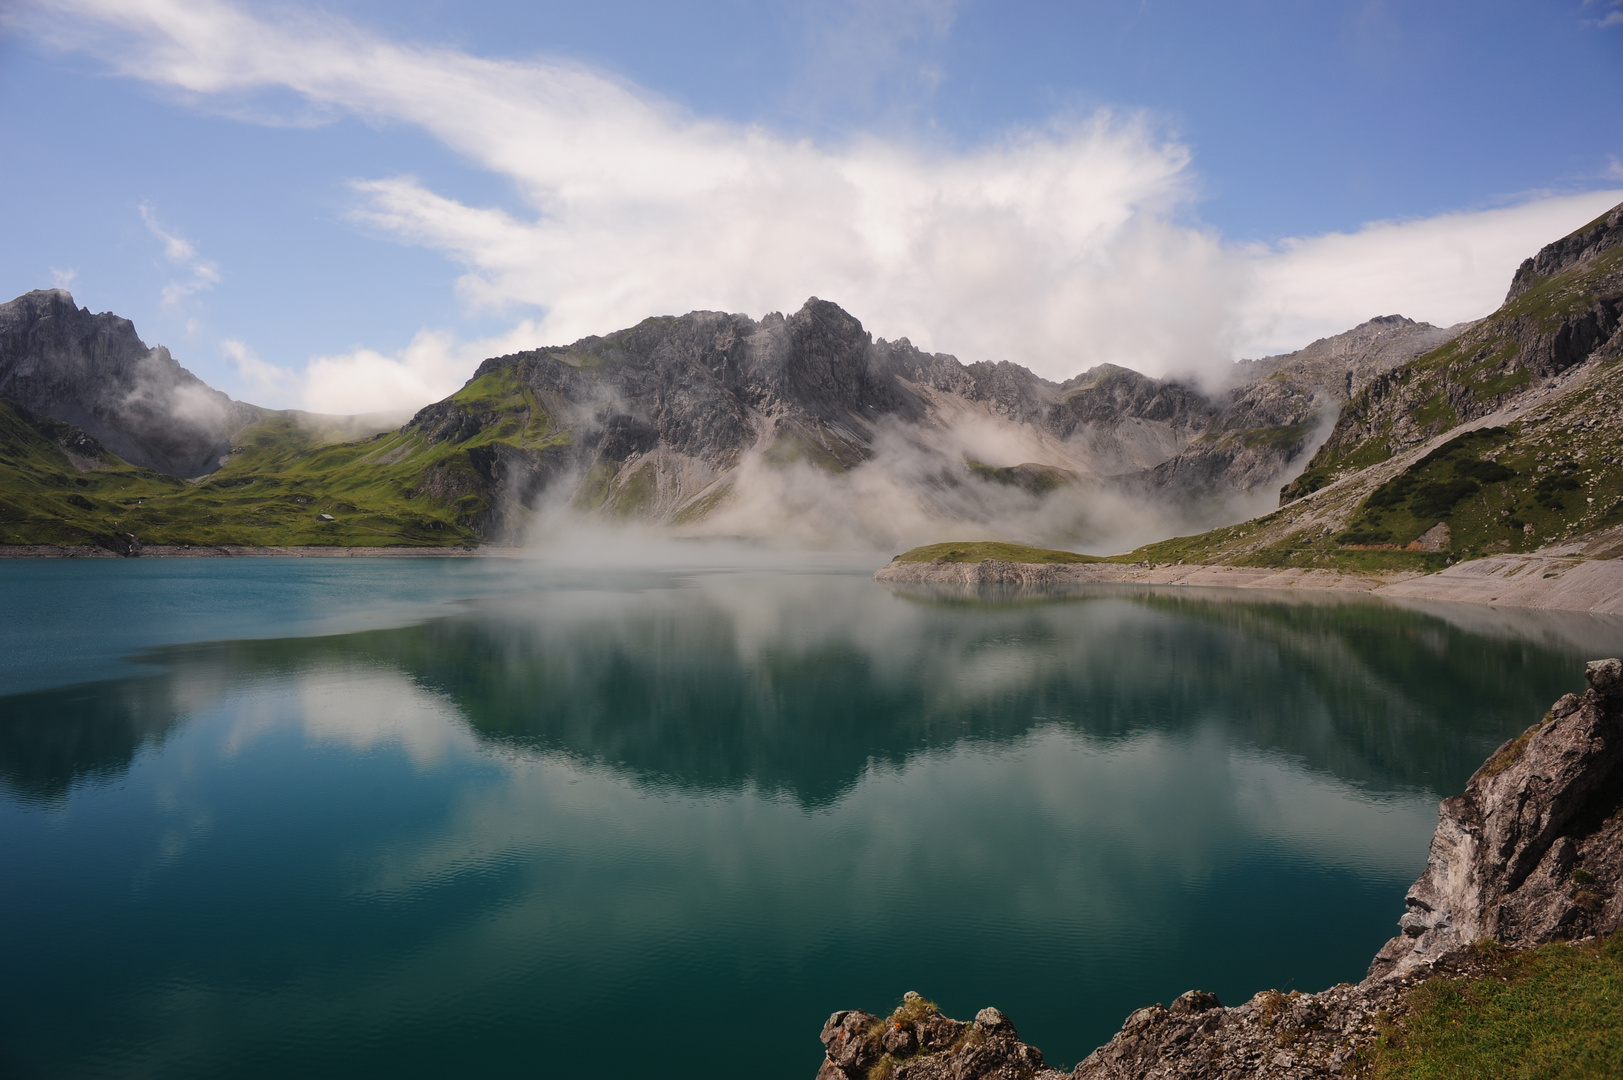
[1,0,1620,414]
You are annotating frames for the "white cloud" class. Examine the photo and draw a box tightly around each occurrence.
[50,266,78,289]
[1234,190,1623,357]
[302,320,544,416]
[214,321,545,415]
[23,0,1234,385]
[19,0,1623,413]
[221,337,290,400]
[138,200,220,307]
[1601,11,1623,27]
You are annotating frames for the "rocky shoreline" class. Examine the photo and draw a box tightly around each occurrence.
[873,545,1623,617]
[814,658,1623,1079]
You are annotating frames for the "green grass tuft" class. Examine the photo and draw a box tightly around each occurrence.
[1359,934,1623,1080]
[890,541,1106,565]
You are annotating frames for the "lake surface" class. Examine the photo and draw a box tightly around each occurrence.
[3,556,1622,1079]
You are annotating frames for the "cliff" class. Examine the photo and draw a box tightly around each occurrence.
[814,658,1623,1079]
[0,289,261,477]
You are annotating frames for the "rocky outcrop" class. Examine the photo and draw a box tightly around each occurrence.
[0,283,1466,536]
[815,659,1623,1079]
[1506,202,1623,302]
[0,289,261,476]
[405,301,1467,528]
[1372,656,1623,975]
[817,995,1067,1080]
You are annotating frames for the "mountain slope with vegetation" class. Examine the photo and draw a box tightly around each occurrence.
[891,200,1623,582]
[1141,201,1623,572]
[0,286,1459,551]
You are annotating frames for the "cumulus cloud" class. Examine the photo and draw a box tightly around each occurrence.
[217,320,546,415]
[302,320,545,416]
[1234,190,1623,357]
[17,0,1623,415]
[22,0,1232,388]
[138,201,220,306]
[221,338,290,400]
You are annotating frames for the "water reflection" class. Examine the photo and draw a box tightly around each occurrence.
[3,575,1611,806]
[4,571,1623,1080]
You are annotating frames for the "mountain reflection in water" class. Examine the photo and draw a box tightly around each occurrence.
[3,575,1609,806]
[2,567,1621,1080]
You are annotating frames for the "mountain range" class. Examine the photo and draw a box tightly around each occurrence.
[0,280,1458,552]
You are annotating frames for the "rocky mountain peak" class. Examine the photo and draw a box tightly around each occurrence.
[0,289,258,477]
[1506,199,1623,302]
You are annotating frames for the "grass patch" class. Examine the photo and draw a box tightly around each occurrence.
[1331,427,1530,553]
[1359,935,1623,1080]
[1239,419,1319,453]
[604,461,657,516]
[1476,715,1549,781]
[965,459,1076,495]
[891,541,1105,565]
[672,484,731,524]
[762,425,857,472]
[1413,393,1459,430]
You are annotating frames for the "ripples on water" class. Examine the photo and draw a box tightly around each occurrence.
[2,557,1621,1079]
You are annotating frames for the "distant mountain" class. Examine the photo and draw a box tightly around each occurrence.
[0,289,262,477]
[382,300,1455,541]
[0,286,1462,551]
[1135,314,1460,501]
[1120,199,1623,569]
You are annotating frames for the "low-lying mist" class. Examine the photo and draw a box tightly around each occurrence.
[518,403,1306,563]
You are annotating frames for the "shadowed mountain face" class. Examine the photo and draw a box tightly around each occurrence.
[0,290,261,477]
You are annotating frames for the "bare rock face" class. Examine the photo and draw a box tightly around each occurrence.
[1506,201,1623,302]
[1139,315,1456,502]
[0,289,260,476]
[1372,656,1623,976]
[818,660,1623,1080]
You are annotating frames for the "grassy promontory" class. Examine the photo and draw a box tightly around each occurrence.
[888,541,1109,565]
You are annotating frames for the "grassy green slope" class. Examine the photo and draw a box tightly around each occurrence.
[0,400,189,548]
[1122,341,1623,573]
[887,209,1623,574]
[1361,935,1623,1080]
[0,365,575,549]
[1286,216,1623,501]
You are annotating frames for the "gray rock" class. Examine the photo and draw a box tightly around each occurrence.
[819,659,1623,1080]
[1373,655,1623,976]
[0,289,260,477]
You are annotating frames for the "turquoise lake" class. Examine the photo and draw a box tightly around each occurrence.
[3,556,1623,1079]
